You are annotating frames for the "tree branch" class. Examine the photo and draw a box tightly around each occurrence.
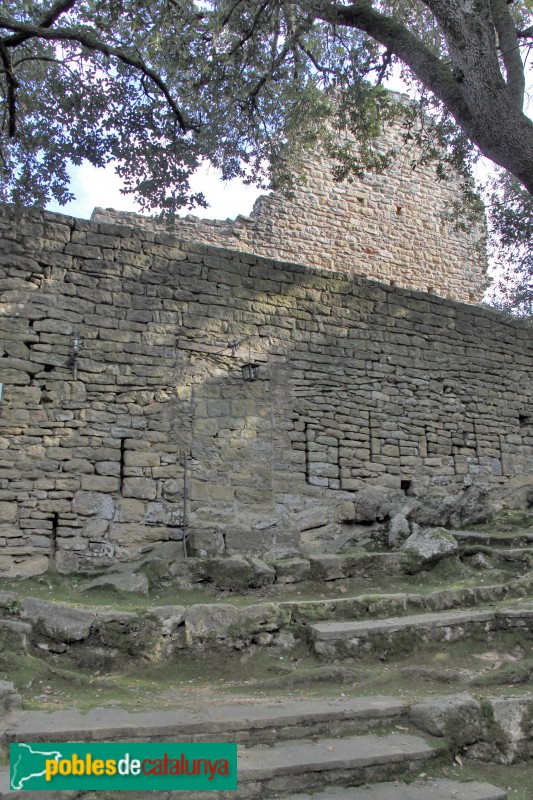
[517,25,533,39]
[0,41,18,136]
[248,17,312,105]
[4,0,79,47]
[0,16,194,132]
[311,1,474,129]
[490,0,524,108]
[297,41,336,77]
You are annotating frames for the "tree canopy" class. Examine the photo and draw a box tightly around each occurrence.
[1,1,533,308]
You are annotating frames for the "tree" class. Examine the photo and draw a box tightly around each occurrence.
[0,1,532,299]
[486,171,533,315]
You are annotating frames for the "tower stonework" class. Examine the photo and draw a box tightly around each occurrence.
[93,129,487,305]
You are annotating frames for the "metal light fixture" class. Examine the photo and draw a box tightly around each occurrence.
[68,334,81,378]
[241,362,260,382]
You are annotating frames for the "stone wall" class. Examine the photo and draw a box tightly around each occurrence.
[0,204,531,577]
[92,126,487,305]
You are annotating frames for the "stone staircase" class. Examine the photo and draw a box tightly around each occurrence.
[2,520,533,799]
[0,696,507,799]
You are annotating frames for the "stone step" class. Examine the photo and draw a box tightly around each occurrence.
[465,546,533,562]
[2,573,533,664]
[278,779,507,800]
[311,606,533,658]
[236,733,435,798]
[1,696,407,751]
[0,732,435,799]
[454,530,533,547]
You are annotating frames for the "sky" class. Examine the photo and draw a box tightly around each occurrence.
[46,160,264,222]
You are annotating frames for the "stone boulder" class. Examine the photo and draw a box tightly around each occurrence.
[0,680,21,718]
[401,526,458,567]
[20,597,96,642]
[410,693,483,748]
[411,486,493,528]
[190,555,275,591]
[184,604,239,642]
[351,487,406,523]
[465,697,533,764]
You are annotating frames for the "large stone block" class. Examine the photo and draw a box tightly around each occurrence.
[80,475,120,492]
[1,556,48,577]
[72,491,114,519]
[107,523,171,545]
[122,478,157,500]
[184,604,239,641]
[21,597,96,641]
[0,502,18,523]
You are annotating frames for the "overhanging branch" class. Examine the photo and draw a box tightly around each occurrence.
[517,25,533,39]
[0,41,18,136]
[0,15,195,133]
[490,0,524,109]
[4,0,79,47]
[311,1,474,129]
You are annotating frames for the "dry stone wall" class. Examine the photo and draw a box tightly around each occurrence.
[0,204,531,577]
[92,127,487,304]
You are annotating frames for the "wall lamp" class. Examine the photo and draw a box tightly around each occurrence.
[241,362,260,382]
[68,334,81,378]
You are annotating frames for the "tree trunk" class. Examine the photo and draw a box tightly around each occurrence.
[316,0,533,195]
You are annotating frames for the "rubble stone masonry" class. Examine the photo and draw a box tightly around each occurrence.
[92,127,487,305]
[0,204,531,577]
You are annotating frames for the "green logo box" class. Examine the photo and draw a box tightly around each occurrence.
[10,742,237,791]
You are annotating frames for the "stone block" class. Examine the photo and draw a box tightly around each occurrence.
[274,558,311,584]
[192,555,254,592]
[149,605,186,635]
[0,619,31,653]
[0,502,18,523]
[62,459,95,474]
[122,478,157,500]
[107,523,171,545]
[2,556,48,577]
[21,597,96,641]
[410,693,483,747]
[124,451,161,467]
[81,475,120,493]
[116,497,146,522]
[72,491,114,519]
[54,551,80,574]
[184,604,239,641]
